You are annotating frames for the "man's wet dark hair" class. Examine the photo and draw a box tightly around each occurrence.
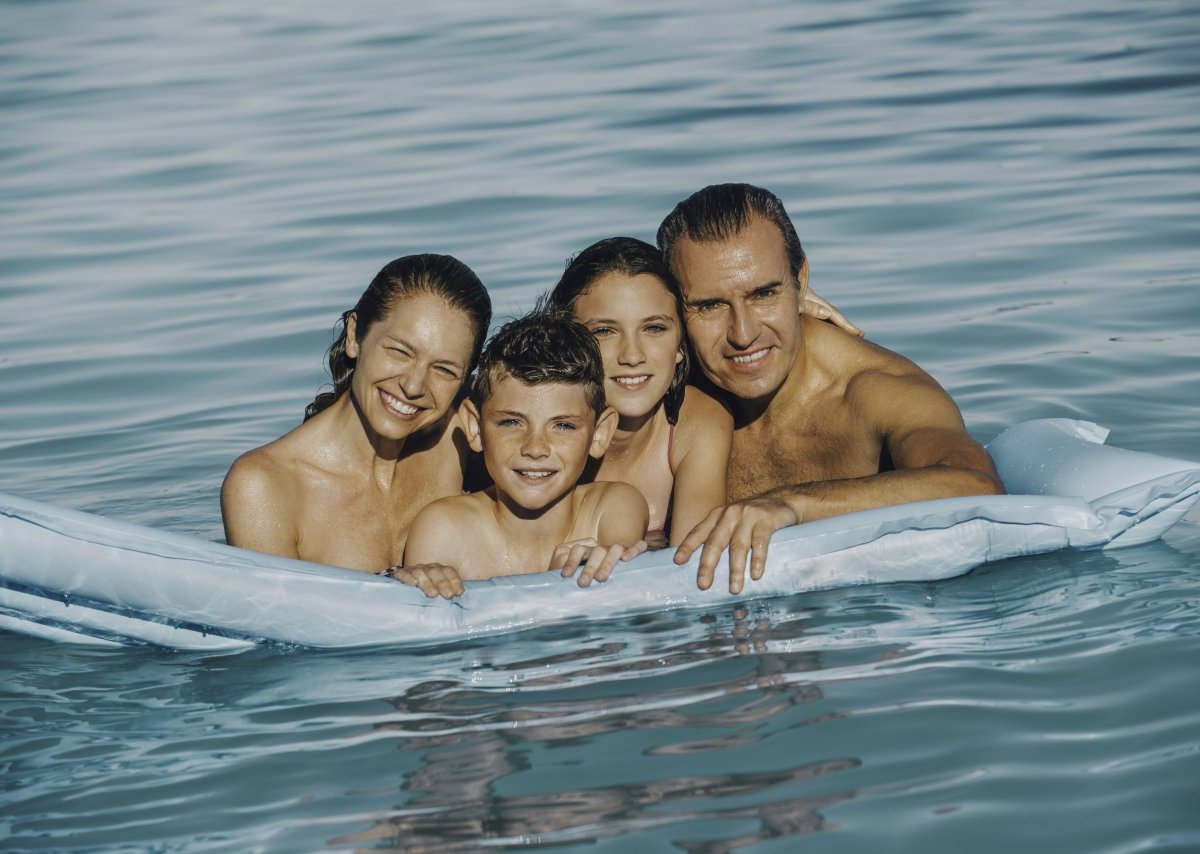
[546,236,689,424]
[656,183,807,281]
[470,310,606,417]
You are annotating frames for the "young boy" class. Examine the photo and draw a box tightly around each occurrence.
[398,311,649,597]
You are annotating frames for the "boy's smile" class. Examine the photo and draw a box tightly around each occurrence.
[466,376,613,513]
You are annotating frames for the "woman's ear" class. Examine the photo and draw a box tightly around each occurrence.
[344,312,360,360]
[459,399,484,453]
[589,406,619,460]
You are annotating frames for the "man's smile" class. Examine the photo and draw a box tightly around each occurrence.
[728,347,771,366]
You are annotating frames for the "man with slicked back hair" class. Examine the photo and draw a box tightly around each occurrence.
[658,183,1003,594]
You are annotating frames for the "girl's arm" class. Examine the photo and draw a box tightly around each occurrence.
[667,387,733,546]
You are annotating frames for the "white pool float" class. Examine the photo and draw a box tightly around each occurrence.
[1,419,1197,651]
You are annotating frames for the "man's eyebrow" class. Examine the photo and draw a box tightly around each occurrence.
[684,296,725,309]
[749,280,785,296]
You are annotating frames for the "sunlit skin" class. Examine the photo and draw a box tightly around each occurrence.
[221,292,478,575]
[675,218,806,410]
[571,272,732,546]
[403,376,648,584]
[669,213,1004,594]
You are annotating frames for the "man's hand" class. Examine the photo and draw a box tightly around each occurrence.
[673,498,798,594]
[379,563,465,600]
[552,538,648,587]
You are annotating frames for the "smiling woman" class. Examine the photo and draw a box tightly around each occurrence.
[220,255,491,573]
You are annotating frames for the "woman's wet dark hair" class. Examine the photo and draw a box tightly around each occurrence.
[545,236,689,424]
[304,254,492,421]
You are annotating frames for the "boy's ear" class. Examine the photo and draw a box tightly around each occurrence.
[459,399,484,453]
[588,406,619,460]
[344,312,360,360]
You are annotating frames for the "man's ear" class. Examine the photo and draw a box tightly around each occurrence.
[344,312,360,360]
[796,258,810,297]
[589,406,619,460]
[459,399,484,453]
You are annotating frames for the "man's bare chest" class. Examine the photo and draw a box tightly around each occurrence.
[728,414,882,501]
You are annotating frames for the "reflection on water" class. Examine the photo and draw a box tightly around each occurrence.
[338,608,858,850]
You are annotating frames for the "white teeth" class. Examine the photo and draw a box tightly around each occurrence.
[731,349,768,365]
[382,392,419,415]
[518,471,553,478]
[614,376,650,389]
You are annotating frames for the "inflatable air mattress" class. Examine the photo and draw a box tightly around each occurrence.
[1,419,1197,651]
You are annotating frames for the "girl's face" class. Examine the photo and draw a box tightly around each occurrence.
[571,272,684,422]
[346,291,477,442]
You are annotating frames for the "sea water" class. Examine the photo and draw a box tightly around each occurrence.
[2,0,1198,850]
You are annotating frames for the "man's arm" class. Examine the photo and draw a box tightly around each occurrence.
[675,370,1002,593]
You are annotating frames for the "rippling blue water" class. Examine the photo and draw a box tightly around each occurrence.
[2,0,1199,850]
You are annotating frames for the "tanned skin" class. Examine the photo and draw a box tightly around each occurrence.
[669,214,1003,593]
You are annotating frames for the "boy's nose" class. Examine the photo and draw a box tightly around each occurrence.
[521,430,550,458]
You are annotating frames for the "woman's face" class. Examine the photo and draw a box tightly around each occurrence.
[571,272,684,421]
[346,291,477,441]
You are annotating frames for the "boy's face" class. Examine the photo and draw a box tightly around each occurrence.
[463,375,616,513]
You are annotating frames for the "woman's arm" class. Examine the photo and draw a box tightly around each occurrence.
[221,451,300,558]
[803,288,862,337]
[667,387,733,546]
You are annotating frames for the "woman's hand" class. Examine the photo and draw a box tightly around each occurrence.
[379,563,465,600]
[551,538,647,587]
[803,289,862,337]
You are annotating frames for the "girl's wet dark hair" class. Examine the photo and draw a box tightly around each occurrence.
[304,254,492,421]
[545,236,689,424]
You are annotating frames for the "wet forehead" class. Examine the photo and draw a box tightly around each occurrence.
[484,376,593,419]
[673,215,792,301]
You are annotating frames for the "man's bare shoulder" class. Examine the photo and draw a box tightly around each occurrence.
[809,322,953,420]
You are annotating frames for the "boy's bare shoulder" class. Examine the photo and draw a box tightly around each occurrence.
[575,479,643,508]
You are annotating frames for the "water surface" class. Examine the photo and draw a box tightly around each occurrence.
[2,0,1198,850]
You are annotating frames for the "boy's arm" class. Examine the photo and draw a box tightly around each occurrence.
[553,482,649,587]
[394,503,467,600]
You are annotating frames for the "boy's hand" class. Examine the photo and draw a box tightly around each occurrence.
[379,563,465,600]
[552,539,647,587]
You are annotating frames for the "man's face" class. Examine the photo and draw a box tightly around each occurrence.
[672,215,804,403]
